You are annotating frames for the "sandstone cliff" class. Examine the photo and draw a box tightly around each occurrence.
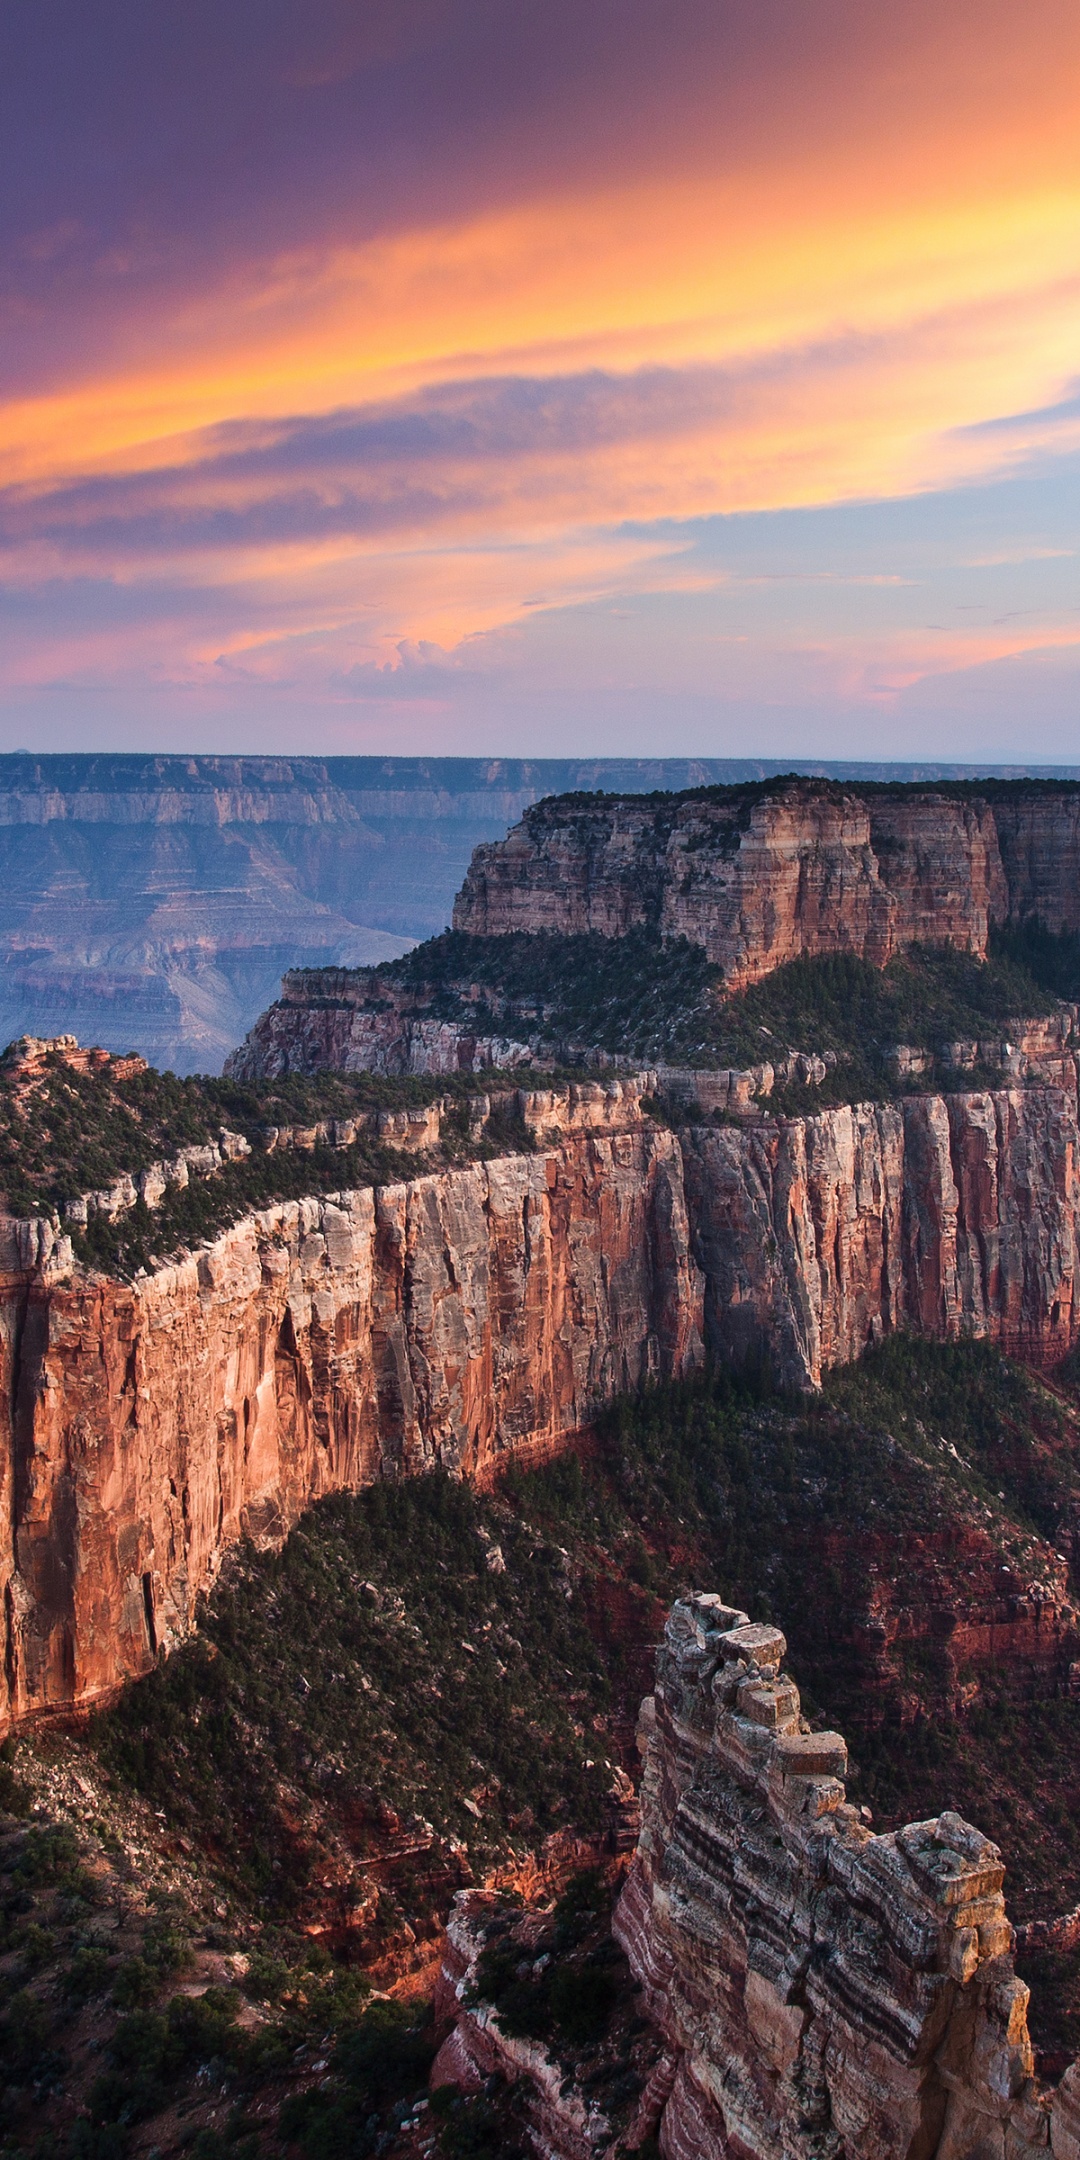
[0,1093,703,1731]
[685,1084,1079,1385]
[454,781,1080,988]
[1,1075,1078,1735]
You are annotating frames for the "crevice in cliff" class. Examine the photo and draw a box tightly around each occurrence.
[7,1280,30,1544]
[141,1570,158,1656]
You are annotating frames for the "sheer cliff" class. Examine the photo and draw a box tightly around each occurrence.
[0,1091,703,1731]
[1,1074,1078,1735]
[454,780,1080,988]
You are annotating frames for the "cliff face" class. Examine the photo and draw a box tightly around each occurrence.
[1,1075,1077,1734]
[0,1102,703,1730]
[608,1593,1078,2160]
[686,1085,1079,1387]
[454,783,1080,987]
[226,970,537,1080]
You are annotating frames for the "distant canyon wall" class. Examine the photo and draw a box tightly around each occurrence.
[454,783,1080,987]
[1,1076,1078,1732]
[0,755,905,1074]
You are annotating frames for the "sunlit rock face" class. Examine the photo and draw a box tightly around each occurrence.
[0,1109,704,1731]
[453,781,1080,987]
[1,1069,1079,1732]
[683,1083,1080,1387]
[612,1593,1077,2160]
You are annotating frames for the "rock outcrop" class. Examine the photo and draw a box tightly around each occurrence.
[610,1592,1079,2160]
[226,968,538,1080]
[0,1100,703,1732]
[430,1593,1080,2160]
[454,781,1080,988]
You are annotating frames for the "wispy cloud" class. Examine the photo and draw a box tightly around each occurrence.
[0,0,1077,751]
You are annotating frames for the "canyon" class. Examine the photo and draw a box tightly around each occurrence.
[2,1066,1078,1735]
[4,774,1080,2159]
[2,762,1076,1073]
[0,753,863,1073]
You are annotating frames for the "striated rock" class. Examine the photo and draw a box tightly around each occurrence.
[0,1072,1077,1732]
[226,969,538,1079]
[454,781,1080,988]
[0,1113,703,1731]
[610,1591,1077,2160]
[684,1085,1079,1387]
[431,1593,1080,2160]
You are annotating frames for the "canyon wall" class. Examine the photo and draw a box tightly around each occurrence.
[0,754,917,1072]
[226,969,538,1080]
[608,1593,1080,2160]
[0,1103,703,1732]
[454,782,1080,987]
[1,1076,1078,1733]
[685,1084,1079,1387]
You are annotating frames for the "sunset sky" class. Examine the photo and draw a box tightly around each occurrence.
[2,0,1079,759]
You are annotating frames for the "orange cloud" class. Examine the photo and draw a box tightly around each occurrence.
[1,0,1078,738]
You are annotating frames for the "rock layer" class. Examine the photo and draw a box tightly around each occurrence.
[454,782,1080,987]
[684,1084,1080,1386]
[1,1077,1078,1733]
[611,1593,1080,2160]
[0,1111,702,1731]
[226,969,537,1079]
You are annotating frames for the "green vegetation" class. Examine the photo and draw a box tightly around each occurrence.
[467,1870,620,2045]
[279,1998,436,2159]
[525,775,1080,813]
[383,924,720,1059]
[0,1769,419,2160]
[93,1474,614,1912]
[0,1045,569,1277]
[375,926,1080,1085]
[0,1328,1066,2137]
[93,1337,1080,1944]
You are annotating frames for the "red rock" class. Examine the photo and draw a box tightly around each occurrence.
[610,1592,1071,2160]
[1,1071,1078,1731]
[0,1112,703,1731]
[453,781,1080,988]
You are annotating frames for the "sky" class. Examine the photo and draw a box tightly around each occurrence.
[1,0,1079,761]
